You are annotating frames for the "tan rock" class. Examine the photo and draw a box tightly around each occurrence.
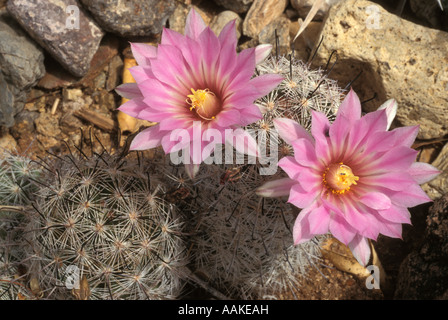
[210,10,242,39]
[290,0,331,20]
[259,17,291,55]
[35,112,61,138]
[290,20,323,61]
[63,88,83,101]
[310,0,448,139]
[242,0,288,40]
[0,131,17,157]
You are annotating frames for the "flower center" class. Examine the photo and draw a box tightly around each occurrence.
[186,88,220,121]
[322,163,359,195]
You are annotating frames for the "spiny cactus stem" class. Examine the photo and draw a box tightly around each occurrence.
[0,278,35,298]
[183,267,231,300]
[0,205,27,213]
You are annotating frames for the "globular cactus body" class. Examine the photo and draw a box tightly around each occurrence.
[13,151,187,300]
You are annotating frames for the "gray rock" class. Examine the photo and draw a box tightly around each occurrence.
[212,0,253,14]
[210,10,242,39]
[80,0,176,37]
[7,0,104,77]
[0,9,45,127]
[394,194,448,299]
[0,72,15,127]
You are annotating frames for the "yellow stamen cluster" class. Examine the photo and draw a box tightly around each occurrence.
[186,88,218,121]
[322,162,359,195]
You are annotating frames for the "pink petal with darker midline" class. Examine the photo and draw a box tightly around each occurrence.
[360,171,416,191]
[388,125,419,148]
[359,192,392,210]
[161,27,186,48]
[291,138,318,168]
[198,28,221,86]
[184,8,207,40]
[128,65,155,83]
[139,78,184,109]
[307,205,331,235]
[227,48,256,92]
[377,204,411,224]
[348,234,371,266]
[293,204,316,245]
[237,105,263,126]
[273,118,314,146]
[278,156,301,180]
[357,146,418,174]
[249,73,284,97]
[150,44,191,91]
[129,125,165,151]
[215,108,241,128]
[383,183,432,208]
[115,83,143,100]
[346,109,388,155]
[130,43,157,66]
[117,98,147,119]
[329,213,357,245]
[288,182,319,209]
[408,162,441,184]
[335,88,362,125]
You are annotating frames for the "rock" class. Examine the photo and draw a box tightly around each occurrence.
[290,20,323,61]
[37,35,120,90]
[210,10,242,39]
[309,0,448,140]
[0,71,15,128]
[259,17,291,56]
[62,88,83,102]
[394,194,448,299]
[0,9,45,128]
[35,112,61,138]
[212,0,253,13]
[7,0,104,78]
[0,130,17,157]
[37,56,78,90]
[290,0,332,20]
[35,112,62,150]
[80,0,176,37]
[106,55,123,92]
[10,109,39,135]
[423,142,448,199]
[242,0,288,40]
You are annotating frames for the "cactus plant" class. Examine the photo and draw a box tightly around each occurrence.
[15,150,188,300]
[176,53,345,299]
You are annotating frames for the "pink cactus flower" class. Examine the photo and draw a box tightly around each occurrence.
[115,8,283,177]
[257,89,440,266]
